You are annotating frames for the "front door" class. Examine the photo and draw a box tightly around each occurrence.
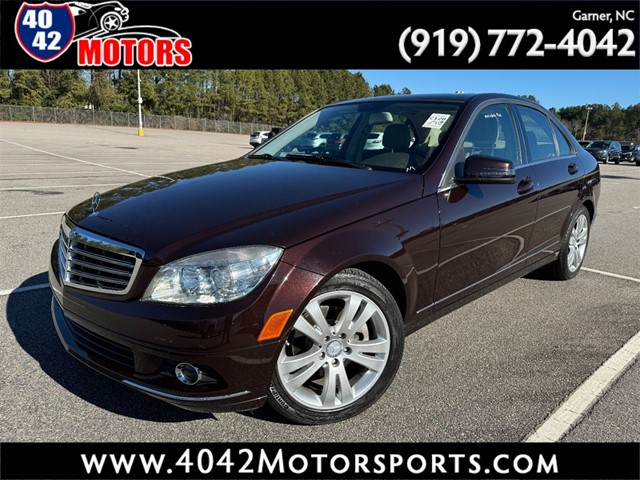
[434,103,538,309]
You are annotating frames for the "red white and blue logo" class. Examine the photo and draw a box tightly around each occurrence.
[15,2,76,62]
[14,1,192,67]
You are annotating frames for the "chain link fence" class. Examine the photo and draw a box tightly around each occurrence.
[0,104,273,135]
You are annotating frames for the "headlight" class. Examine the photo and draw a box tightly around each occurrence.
[143,246,283,304]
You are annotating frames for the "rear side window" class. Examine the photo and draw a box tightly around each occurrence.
[551,123,573,156]
[516,106,559,162]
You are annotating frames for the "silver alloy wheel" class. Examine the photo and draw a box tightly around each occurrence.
[277,290,391,411]
[567,213,589,273]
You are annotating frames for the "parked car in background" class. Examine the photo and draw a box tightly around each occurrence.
[293,131,333,150]
[268,127,285,139]
[620,142,636,163]
[50,93,600,425]
[585,140,622,164]
[250,131,270,148]
[631,145,640,166]
[364,131,385,150]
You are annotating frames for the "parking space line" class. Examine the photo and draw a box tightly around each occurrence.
[0,139,152,178]
[525,330,640,442]
[0,212,64,220]
[0,172,136,176]
[0,183,123,191]
[0,284,50,297]
[582,267,640,284]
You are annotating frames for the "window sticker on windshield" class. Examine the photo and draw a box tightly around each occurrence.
[423,113,451,129]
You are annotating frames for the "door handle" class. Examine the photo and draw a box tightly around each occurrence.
[568,162,579,175]
[517,176,534,195]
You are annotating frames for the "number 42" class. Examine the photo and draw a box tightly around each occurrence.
[32,31,62,50]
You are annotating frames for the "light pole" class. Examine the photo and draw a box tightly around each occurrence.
[137,69,144,137]
[582,107,592,141]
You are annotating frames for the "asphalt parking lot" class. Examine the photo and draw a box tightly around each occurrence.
[1,122,638,444]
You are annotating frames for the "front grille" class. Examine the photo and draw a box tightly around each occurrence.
[64,316,135,370]
[59,218,143,295]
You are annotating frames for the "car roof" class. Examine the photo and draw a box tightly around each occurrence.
[332,93,535,107]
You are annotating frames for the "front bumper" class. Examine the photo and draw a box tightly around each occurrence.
[49,242,324,413]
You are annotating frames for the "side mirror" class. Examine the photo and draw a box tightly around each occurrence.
[455,155,515,184]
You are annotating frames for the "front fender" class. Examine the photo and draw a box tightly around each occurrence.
[282,195,441,324]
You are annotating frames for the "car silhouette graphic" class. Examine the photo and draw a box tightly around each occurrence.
[68,1,129,37]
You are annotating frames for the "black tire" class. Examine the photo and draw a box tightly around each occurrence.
[614,156,620,165]
[267,268,404,424]
[541,205,590,280]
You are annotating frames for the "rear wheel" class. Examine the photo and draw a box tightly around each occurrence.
[268,269,404,424]
[542,205,590,280]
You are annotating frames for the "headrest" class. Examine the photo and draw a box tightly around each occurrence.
[383,124,412,150]
[467,115,499,144]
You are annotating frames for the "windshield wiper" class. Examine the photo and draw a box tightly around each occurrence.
[246,153,274,159]
[284,153,369,169]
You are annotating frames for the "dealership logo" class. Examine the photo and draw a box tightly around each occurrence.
[14,1,192,66]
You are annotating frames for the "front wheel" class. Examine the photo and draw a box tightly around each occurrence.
[268,269,404,424]
[542,205,591,280]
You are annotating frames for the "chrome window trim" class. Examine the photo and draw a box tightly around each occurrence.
[437,99,525,191]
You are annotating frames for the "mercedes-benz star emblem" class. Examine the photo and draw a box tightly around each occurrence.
[91,191,101,215]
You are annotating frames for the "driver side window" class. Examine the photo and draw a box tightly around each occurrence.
[462,104,521,165]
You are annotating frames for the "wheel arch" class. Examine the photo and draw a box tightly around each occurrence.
[581,198,595,221]
[348,261,407,320]
[283,228,417,325]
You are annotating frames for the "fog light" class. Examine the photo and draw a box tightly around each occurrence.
[175,363,202,385]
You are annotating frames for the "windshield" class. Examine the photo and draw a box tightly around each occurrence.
[249,101,460,173]
[589,141,610,148]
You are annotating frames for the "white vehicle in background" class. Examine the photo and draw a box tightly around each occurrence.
[364,132,385,150]
[250,131,270,148]
[293,132,333,151]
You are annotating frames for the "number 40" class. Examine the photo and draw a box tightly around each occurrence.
[22,9,53,28]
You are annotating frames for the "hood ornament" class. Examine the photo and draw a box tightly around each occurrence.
[91,191,101,216]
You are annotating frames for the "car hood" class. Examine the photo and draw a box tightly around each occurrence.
[585,147,606,153]
[67,158,423,263]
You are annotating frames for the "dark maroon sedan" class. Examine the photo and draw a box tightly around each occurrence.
[50,94,600,424]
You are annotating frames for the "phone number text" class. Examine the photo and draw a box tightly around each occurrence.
[398,28,636,64]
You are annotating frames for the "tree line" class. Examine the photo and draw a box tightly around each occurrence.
[0,70,638,141]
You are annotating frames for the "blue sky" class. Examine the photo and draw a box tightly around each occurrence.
[355,70,640,109]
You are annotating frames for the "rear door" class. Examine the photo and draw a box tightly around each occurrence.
[433,103,538,309]
[514,105,584,266]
